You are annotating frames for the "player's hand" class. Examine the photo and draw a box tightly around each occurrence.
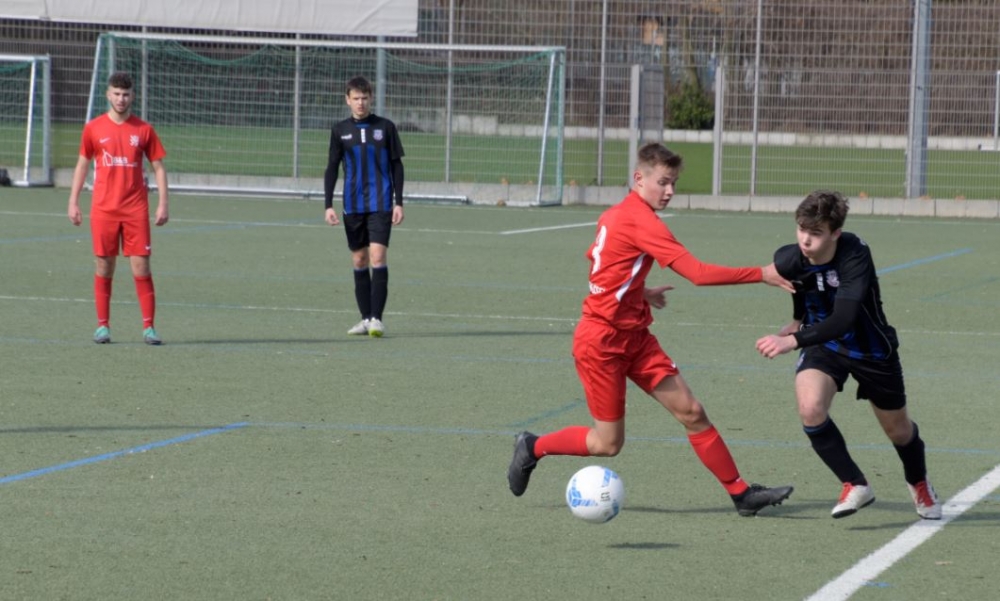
[325,208,340,226]
[755,334,797,359]
[761,263,795,293]
[644,285,674,310]
[154,206,169,226]
[67,203,82,226]
[392,204,404,225]
[777,320,802,337]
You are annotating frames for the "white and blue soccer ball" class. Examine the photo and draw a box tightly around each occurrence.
[565,465,624,523]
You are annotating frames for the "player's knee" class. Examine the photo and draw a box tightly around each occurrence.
[797,401,828,425]
[672,399,709,431]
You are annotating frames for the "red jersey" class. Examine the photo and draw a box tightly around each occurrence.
[79,113,166,219]
[582,191,763,330]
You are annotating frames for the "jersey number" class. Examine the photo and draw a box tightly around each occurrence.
[591,225,607,274]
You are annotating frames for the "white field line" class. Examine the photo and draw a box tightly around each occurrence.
[500,221,597,235]
[499,213,678,235]
[0,295,578,322]
[805,464,1000,601]
[3,295,1000,336]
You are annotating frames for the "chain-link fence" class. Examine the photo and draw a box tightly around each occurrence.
[3,0,999,200]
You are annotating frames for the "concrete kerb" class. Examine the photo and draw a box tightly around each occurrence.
[51,168,1000,217]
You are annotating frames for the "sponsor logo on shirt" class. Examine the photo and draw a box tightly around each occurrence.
[101,149,137,168]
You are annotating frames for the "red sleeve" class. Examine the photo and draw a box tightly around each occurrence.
[635,212,692,268]
[668,252,763,286]
[79,121,95,159]
[634,213,762,285]
[145,126,166,161]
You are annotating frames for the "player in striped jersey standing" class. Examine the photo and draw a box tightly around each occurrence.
[755,191,941,520]
[324,76,406,338]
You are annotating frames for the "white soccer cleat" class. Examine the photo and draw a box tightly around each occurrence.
[907,480,942,520]
[367,318,385,338]
[831,483,875,519]
[347,319,370,335]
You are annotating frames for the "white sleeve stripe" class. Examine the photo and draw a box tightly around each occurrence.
[616,253,646,301]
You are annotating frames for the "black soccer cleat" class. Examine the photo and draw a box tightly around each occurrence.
[732,483,794,517]
[507,432,539,497]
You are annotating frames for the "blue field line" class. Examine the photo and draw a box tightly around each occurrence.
[504,399,586,428]
[0,422,249,485]
[878,248,972,275]
[919,275,1000,302]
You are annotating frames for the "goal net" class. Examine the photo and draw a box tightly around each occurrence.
[88,33,565,205]
[0,54,52,187]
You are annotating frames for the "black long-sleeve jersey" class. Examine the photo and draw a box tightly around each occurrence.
[774,232,899,361]
[324,113,405,214]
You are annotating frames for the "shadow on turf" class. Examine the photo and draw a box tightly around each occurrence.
[626,503,816,518]
[608,542,680,550]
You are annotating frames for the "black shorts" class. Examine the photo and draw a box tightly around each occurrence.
[343,211,393,251]
[796,345,907,411]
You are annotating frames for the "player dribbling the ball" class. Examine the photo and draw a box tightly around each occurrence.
[507,143,795,517]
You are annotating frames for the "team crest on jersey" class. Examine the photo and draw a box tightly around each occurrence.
[130,135,139,147]
[373,129,384,141]
[826,270,840,287]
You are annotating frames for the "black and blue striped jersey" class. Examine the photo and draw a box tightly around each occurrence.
[324,113,405,214]
[774,232,899,360]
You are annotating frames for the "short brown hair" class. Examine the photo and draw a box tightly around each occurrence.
[346,76,373,97]
[636,142,683,172]
[796,190,849,232]
[108,71,133,90]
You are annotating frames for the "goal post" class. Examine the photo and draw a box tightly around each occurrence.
[0,54,52,187]
[88,33,566,205]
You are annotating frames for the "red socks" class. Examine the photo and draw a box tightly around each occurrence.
[688,425,748,496]
[534,426,591,458]
[134,275,156,328]
[529,424,749,497]
[94,275,112,326]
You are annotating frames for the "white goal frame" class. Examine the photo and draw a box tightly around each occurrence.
[0,54,52,187]
[87,32,566,205]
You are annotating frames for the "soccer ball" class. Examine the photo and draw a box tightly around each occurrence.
[565,465,625,523]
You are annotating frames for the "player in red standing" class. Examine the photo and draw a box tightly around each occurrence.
[508,143,796,516]
[68,71,169,345]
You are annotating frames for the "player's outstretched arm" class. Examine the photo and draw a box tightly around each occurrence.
[761,263,794,292]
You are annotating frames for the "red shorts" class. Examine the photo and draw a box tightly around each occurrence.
[90,215,151,257]
[572,318,679,422]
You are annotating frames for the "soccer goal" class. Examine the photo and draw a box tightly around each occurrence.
[88,33,566,205]
[0,54,52,187]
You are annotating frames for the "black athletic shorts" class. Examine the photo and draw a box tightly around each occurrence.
[343,211,393,251]
[796,344,907,411]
